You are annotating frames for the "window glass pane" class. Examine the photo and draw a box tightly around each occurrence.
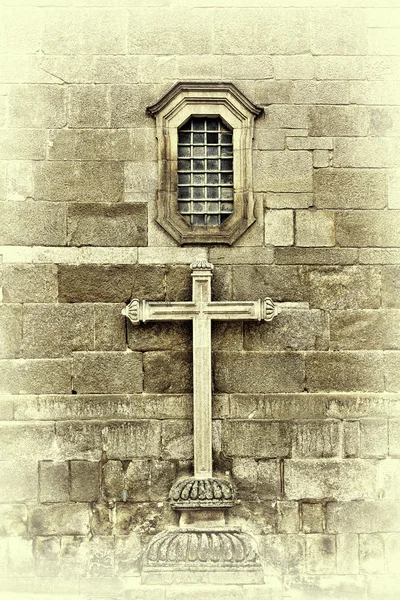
[177,116,234,226]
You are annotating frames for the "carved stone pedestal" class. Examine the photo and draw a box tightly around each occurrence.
[142,527,264,585]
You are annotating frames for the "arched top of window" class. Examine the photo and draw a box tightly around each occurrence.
[148,82,262,245]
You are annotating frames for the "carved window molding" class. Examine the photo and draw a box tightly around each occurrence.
[148,82,262,245]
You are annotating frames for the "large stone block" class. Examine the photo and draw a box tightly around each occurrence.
[360,420,388,459]
[104,421,162,460]
[22,304,94,358]
[0,461,37,502]
[385,352,400,393]
[264,209,294,246]
[306,351,384,392]
[331,310,400,350]
[0,422,56,460]
[128,321,191,352]
[254,151,312,193]
[58,265,165,303]
[315,55,366,80]
[0,358,72,394]
[336,211,400,247]
[43,9,126,54]
[214,351,304,394]
[0,54,60,84]
[273,55,313,80]
[296,210,335,247]
[70,461,99,502]
[327,501,400,533]
[110,85,157,128]
[366,56,400,81]
[389,420,400,457]
[0,6,42,53]
[6,160,33,202]
[144,351,192,393]
[285,459,378,501]
[7,537,35,577]
[68,84,109,128]
[1,264,58,303]
[39,461,70,503]
[244,309,328,352]
[302,503,324,533]
[308,266,381,310]
[350,81,400,106]
[128,8,212,54]
[306,534,336,574]
[94,304,126,352]
[370,107,400,138]
[310,106,368,137]
[233,265,307,303]
[0,202,67,246]
[0,504,27,536]
[0,305,22,358]
[48,128,156,162]
[276,248,358,265]
[382,266,400,308]
[222,421,292,458]
[8,85,66,128]
[29,503,90,536]
[67,203,147,247]
[125,161,157,195]
[311,8,367,55]
[213,8,309,54]
[333,138,400,168]
[314,168,387,209]
[261,105,309,130]
[34,161,124,203]
[222,55,273,80]
[0,129,46,160]
[337,533,359,575]
[73,351,143,394]
[293,421,340,458]
[291,81,350,105]
[35,535,61,577]
[162,420,193,460]
[360,249,400,265]
[55,421,103,461]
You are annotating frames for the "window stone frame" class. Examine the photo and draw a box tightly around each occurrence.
[147,82,262,245]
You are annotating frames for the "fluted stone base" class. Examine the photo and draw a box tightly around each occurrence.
[141,528,264,585]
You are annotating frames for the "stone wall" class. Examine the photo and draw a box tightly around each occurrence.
[0,1,399,598]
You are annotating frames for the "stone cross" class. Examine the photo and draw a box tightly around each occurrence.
[122,259,296,480]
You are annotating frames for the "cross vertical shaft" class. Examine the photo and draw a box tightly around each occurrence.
[191,263,212,479]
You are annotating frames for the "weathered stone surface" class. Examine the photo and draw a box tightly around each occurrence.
[128,322,191,352]
[360,420,388,459]
[115,501,172,537]
[273,55,313,80]
[244,309,328,352]
[7,160,33,202]
[296,210,335,247]
[327,501,400,533]
[0,129,46,160]
[291,80,349,104]
[389,420,400,457]
[294,421,340,458]
[0,359,72,394]
[0,461,37,502]
[287,137,333,151]
[386,534,400,575]
[315,55,366,80]
[337,533,359,575]
[70,460,99,501]
[68,84,109,128]
[331,310,400,350]
[0,202,66,246]
[343,421,360,458]
[125,161,157,197]
[350,81,400,106]
[285,574,366,599]
[311,8,367,55]
[382,267,400,308]
[333,138,400,168]
[360,249,400,265]
[264,209,294,246]
[22,304,94,358]
[277,501,299,534]
[313,150,330,168]
[94,303,126,352]
[257,460,281,500]
[48,128,156,162]
[213,8,309,55]
[370,107,400,138]
[306,351,384,393]
[9,85,66,128]
[214,351,304,394]
[42,8,127,55]
[336,211,400,247]
[7,537,35,577]
[73,351,143,394]
[276,248,358,265]
[285,459,379,501]
[0,422,55,460]
[35,161,124,203]
[162,420,193,460]
[308,266,381,310]
[302,503,324,533]
[264,193,312,210]
[314,168,387,209]
[110,85,157,128]
[2,264,58,303]
[310,106,368,137]
[29,503,90,536]
[233,265,307,303]
[0,504,27,536]
[67,203,147,247]
[103,421,162,460]
[222,421,292,458]
[144,351,192,394]
[256,81,293,107]
[0,305,22,359]
[385,352,400,393]
[58,265,165,303]
[39,461,69,503]
[115,534,142,576]
[254,151,312,193]
[306,534,336,574]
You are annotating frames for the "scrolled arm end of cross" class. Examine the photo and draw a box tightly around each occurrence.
[121,299,141,324]
[263,297,280,322]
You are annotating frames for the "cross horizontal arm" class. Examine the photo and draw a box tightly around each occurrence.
[205,301,264,321]
[121,299,197,324]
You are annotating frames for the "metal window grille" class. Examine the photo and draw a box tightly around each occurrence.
[177,117,234,226]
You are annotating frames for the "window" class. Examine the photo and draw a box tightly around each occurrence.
[148,82,261,245]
